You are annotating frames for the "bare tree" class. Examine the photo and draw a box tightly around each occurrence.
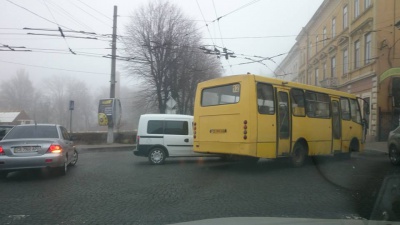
[42,75,95,131]
[124,0,221,114]
[0,69,36,113]
[66,79,94,131]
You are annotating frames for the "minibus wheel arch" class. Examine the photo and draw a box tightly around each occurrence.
[291,139,309,167]
[349,138,360,152]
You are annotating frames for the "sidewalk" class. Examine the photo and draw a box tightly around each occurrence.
[75,143,135,151]
[364,141,387,154]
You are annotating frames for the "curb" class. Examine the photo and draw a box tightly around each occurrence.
[360,149,388,156]
[75,145,135,153]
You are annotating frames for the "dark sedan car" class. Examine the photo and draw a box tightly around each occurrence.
[0,124,78,178]
[388,126,400,165]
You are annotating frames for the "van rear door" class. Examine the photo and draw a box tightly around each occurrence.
[163,119,193,156]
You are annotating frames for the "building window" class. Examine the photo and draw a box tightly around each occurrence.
[343,5,348,29]
[323,63,326,80]
[355,0,360,18]
[355,40,360,68]
[315,68,319,86]
[331,57,336,77]
[332,17,336,38]
[365,33,372,64]
[323,27,327,47]
[343,48,348,74]
[365,0,371,9]
[308,42,312,58]
[316,36,319,53]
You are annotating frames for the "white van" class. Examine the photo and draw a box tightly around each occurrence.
[133,114,214,164]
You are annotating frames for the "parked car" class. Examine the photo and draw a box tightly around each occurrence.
[388,126,400,165]
[133,114,217,165]
[0,125,14,140]
[0,124,78,178]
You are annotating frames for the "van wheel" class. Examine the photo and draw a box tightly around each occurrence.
[291,143,307,167]
[148,148,166,165]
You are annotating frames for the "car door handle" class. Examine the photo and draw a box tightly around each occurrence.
[184,138,189,142]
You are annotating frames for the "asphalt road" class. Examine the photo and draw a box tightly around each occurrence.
[0,149,398,225]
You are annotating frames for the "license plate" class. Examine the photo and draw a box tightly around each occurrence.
[14,146,41,153]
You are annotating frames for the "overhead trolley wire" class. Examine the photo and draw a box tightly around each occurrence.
[69,0,111,28]
[6,0,74,31]
[76,0,113,21]
[0,59,109,75]
[44,0,94,32]
[42,0,76,55]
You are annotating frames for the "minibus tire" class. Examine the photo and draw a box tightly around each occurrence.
[291,143,307,167]
[148,147,166,165]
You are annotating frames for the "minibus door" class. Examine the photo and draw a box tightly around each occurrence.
[332,100,342,153]
[276,89,291,156]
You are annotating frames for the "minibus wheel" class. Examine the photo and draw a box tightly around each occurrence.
[148,147,166,165]
[291,143,307,167]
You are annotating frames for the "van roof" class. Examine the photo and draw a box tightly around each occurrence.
[140,114,193,119]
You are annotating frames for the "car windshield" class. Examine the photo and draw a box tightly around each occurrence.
[4,126,59,139]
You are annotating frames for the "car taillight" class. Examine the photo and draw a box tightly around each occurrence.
[0,146,4,155]
[136,135,140,144]
[47,144,62,153]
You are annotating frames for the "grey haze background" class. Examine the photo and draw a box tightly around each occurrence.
[0,0,323,131]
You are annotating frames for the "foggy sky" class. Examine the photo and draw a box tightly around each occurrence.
[0,0,323,93]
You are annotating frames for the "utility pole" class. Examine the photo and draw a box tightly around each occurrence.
[107,5,117,144]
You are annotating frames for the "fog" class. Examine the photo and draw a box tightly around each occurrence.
[0,0,323,131]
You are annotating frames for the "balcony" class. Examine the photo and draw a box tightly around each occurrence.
[320,77,338,89]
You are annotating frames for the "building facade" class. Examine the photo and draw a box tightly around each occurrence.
[277,0,400,141]
[0,111,32,125]
[275,43,300,82]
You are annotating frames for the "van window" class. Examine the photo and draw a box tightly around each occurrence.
[165,121,188,135]
[147,120,189,135]
[147,120,164,134]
